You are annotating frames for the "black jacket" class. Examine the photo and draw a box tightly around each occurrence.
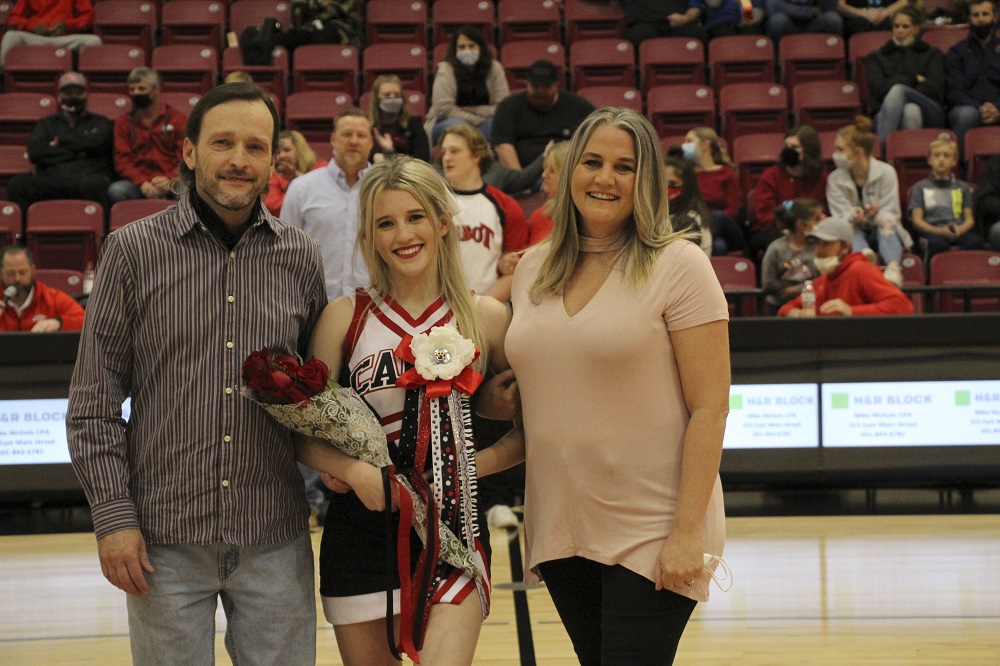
[974,154,1000,229]
[864,38,945,111]
[27,110,114,180]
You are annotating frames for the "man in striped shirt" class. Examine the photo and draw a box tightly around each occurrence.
[67,83,327,664]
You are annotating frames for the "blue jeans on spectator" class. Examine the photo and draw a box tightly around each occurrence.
[126,531,316,665]
[107,180,143,204]
[920,229,983,258]
[765,12,843,41]
[987,221,1000,251]
[432,117,493,145]
[874,84,946,146]
[949,106,982,155]
[854,222,903,264]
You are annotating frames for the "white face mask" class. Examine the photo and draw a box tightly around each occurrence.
[681,141,700,162]
[832,152,851,171]
[455,49,480,67]
[814,255,841,275]
[378,97,404,114]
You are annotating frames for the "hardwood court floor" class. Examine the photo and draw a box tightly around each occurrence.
[1,515,998,665]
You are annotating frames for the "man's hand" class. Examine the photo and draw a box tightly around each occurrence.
[50,21,67,36]
[30,318,61,332]
[140,181,159,199]
[97,529,155,597]
[820,298,853,316]
[667,12,688,26]
[980,103,1000,124]
[150,176,171,197]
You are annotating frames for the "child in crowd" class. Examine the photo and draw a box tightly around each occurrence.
[761,199,823,314]
[908,138,984,259]
[666,149,714,256]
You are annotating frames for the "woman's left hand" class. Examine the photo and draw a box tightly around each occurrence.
[373,128,395,153]
[655,531,704,591]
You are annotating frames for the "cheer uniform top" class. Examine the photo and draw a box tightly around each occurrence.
[452,184,529,295]
[319,288,491,626]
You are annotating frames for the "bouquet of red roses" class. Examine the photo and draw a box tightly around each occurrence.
[243,348,329,404]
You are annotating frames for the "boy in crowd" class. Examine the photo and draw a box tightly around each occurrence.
[909,138,983,259]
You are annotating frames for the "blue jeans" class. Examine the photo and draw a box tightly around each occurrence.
[874,84,946,146]
[765,12,843,41]
[107,179,143,204]
[988,221,1000,251]
[919,229,983,258]
[126,531,316,665]
[853,222,903,264]
[432,116,493,145]
[949,105,982,154]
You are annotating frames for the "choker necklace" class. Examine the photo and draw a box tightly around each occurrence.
[579,232,626,253]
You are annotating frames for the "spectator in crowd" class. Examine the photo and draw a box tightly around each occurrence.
[367,74,430,163]
[425,25,509,145]
[946,0,1000,149]
[702,0,760,39]
[624,0,707,47]
[838,0,906,36]
[909,138,984,257]
[764,0,843,41]
[281,107,372,301]
[223,71,255,85]
[1,245,85,332]
[826,116,910,286]
[779,216,914,315]
[107,67,187,205]
[866,5,946,147]
[522,141,572,246]
[751,126,829,258]
[67,83,325,664]
[973,153,1000,250]
[0,0,101,67]
[438,123,529,302]
[761,198,822,313]
[492,60,596,172]
[262,130,328,217]
[683,127,747,255]
[6,72,114,227]
[665,149,714,255]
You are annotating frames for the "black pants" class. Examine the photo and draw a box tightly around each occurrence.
[537,556,698,666]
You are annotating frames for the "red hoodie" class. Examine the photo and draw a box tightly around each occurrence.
[778,252,913,316]
[1,280,85,331]
[9,0,94,33]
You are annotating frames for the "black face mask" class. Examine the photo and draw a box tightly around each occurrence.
[130,93,153,109]
[61,98,86,115]
[971,22,995,40]
[779,146,801,167]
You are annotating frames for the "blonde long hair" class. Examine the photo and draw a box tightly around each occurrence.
[358,156,486,372]
[529,107,688,303]
[279,130,318,174]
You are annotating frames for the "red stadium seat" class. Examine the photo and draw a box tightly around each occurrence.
[78,44,148,94]
[569,38,635,91]
[922,27,967,56]
[848,30,890,109]
[577,86,643,113]
[293,44,359,97]
[0,93,57,145]
[563,0,625,42]
[151,45,219,95]
[308,141,334,164]
[222,46,288,105]
[0,147,31,203]
[24,200,104,272]
[86,92,134,120]
[886,128,957,210]
[365,0,429,45]
[930,250,1000,312]
[159,92,202,116]
[432,0,496,47]
[93,0,159,54]
[964,126,1000,183]
[498,0,561,44]
[793,81,861,132]
[3,44,74,93]
[285,92,355,143]
[899,252,925,313]
[719,82,789,149]
[732,132,785,194]
[0,201,22,245]
[228,0,293,40]
[109,199,177,231]
[358,90,427,120]
[646,84,716,140]
[34,269,86,296]
[779,33,846,91]
[160,0,227,50]
[710,255,759,317]
[708,35,775,91]
[500,40,565,92]
[639,37,706,89]
[362,43,428,94]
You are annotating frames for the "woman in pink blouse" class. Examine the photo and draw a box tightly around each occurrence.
[506,108,731,665]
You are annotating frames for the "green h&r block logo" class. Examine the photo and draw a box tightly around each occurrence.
[729,394,743,410]
[832,393,849,409]
[955,391,971,406]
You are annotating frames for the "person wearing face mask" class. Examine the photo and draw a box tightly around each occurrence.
[5,72,115,230]
[945,0,1000,151]
[683,127,747,256]
[107,67,188,204]
[826,116,911,286]
[492,60,596,173]
[751,126,830,259]
[425,26,509,146]
[665,149,714,256]
[865,5,946,147]
[1,245,85,333]
[367,74,431,163]
[778,216,913,316]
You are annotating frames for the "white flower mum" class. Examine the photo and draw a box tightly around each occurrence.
[411,325,476,381]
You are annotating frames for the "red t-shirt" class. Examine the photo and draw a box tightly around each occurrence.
[695,165,741,219]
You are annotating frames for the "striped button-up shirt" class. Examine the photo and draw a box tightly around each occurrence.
[67,194,327,545]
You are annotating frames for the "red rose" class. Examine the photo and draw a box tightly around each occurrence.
[297,358,329,395]
[273,353,300,376]
[242,348,272,385]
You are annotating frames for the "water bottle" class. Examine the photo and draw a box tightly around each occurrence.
[801,280,816,317]
[83,262,95,295]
